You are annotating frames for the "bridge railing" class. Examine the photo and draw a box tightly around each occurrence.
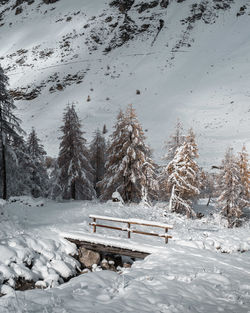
[89,214,173,244]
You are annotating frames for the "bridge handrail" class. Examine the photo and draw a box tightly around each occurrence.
[89,214,173,244]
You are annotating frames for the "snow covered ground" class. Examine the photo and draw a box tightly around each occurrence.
[0,197,250,312]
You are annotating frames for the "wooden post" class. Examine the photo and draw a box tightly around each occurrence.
[165,228,168,244]
[93,218,96,233]
[128,223,131,239]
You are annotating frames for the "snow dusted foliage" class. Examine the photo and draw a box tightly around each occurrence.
[56,104,95,200]
[6,136,32,197]
[26,128,49,198]
[163,119,185,164]
[166,128,200,218]
[89,129,106,197]
[0,65,24,199]
[159,120,185,200]
[99,104,158,203]
[218,148,248,227]
[238,144,250,202]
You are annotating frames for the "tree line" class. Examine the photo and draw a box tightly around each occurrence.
[0,65,249,226]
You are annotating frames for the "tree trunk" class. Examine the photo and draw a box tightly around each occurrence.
[71,180,76,200]
[1,141,7,200]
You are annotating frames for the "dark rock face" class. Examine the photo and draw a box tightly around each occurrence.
[43,0,59,4]
[109,0,135,13]
[136,1,159,13]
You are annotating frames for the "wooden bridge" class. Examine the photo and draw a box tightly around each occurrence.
[65,215,173,259]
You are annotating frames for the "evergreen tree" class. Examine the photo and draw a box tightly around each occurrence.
[238,145,250,202]
[57,104,95,200]
[159,119,185,200]
[0,65,24,199]
[7,136,32,196]
[99,104,158,203]
[218,148,247,227]
[26,128,49,198]
[166,129,200,218]
[89,129,106,197]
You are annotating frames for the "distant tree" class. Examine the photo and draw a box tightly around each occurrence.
[49,158,62,200]
[0,65,24,199]
[218,148,247,227]
[166,129,200,218]
[102,124,108,134]
[89,129,106,197]
[57,104,95,200]
[26,128,49,198]
[238,145,250,202]
[98,104,158,203]
[199,169,215,205]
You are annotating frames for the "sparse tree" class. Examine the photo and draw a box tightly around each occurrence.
[166,129,200,218]
[0,65,24,199]
[26,128,49,198]
[238,145,250,202]
[89,129,106,197]
[159,119,185,200]
[57,104,95,200]
[163,119,185,163]
[218,148,247,227]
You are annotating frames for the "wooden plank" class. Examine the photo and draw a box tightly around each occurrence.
[89,215,173,229]
[65,238,150,259]
[89,223,128,232]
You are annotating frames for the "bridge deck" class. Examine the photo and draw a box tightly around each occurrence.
[64,232,167,259]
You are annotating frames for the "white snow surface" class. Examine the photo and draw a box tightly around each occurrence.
[0,196,249,312]
[0,0,249,168]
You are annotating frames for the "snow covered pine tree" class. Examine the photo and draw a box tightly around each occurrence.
[166,128,200,218]
[159,119,185,200]
[99,104,158,203]
[0,65,24,199]
[89,129,106,197]
[26,128,49,198]
[218,148,248,227]
[57,104,95,200]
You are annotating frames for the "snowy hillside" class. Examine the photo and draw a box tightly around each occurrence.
[0,0,250,167]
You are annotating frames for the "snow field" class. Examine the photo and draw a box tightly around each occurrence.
[0,197,249,312]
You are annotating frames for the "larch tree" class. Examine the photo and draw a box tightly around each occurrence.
[89,129,106,197]
[218,148,247,227]
[163,119,185,163]
[159,119,185,200]
[166,128,200,218]
[26,128,49,198]
[0,65,24,199]
[98,104,158,203]
[57,104,95,200]
[238,145,250,203]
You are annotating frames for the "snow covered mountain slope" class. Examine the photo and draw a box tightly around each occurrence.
[0,0,249,167]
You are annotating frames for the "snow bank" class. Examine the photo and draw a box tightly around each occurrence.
[0,233,78,295]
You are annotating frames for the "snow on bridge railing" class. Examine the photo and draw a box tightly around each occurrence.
[89,214,173,244]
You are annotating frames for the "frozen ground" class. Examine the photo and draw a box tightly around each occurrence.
[0,197,250,312]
